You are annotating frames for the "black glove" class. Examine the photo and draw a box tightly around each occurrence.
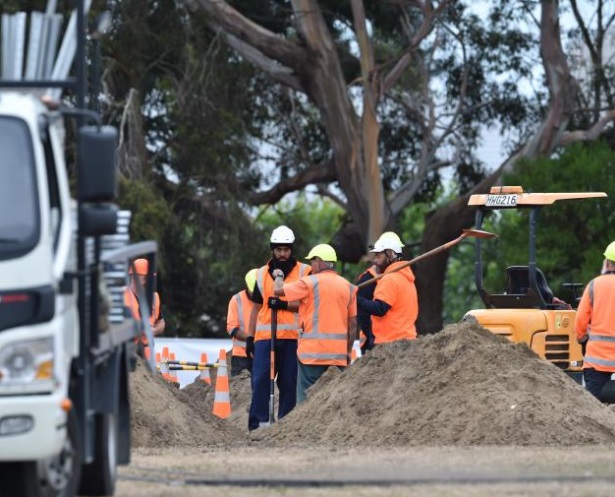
[578,335,588,356]
[246,336,255,358]
[268,297,289,310]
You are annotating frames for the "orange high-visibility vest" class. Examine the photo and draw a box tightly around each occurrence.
[254,262,310,342]
[226,290,252,358]
[124,289,161,344]
[283,271,357,366]
[575,273,615,371]
[372,261,418,343]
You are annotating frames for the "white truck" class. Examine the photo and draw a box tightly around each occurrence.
[0,2,156,496]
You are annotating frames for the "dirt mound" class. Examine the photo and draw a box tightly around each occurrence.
[179,369,253,431]
[130,358,245,447]
[259,320,615,447]
[130,320,615,448]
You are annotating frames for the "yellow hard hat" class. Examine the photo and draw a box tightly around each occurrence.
[244,268,258,293]
[604,241,615,261]
[305,243,337,262]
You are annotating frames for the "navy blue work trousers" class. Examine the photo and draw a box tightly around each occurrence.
[584,367,613,401]
[248,338,298,431]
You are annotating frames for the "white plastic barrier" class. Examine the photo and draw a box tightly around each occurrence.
[153,337,362,388]
[154,338,232,388]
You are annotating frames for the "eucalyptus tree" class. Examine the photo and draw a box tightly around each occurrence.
[93,0,615,334]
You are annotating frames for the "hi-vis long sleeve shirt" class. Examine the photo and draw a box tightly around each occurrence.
[575,272,615,372]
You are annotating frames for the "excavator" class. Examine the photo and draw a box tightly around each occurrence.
[464,186,607,383]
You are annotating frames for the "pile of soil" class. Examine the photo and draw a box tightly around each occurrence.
[181,369,253,431]
[130,319,615,448]
[130,358,245,447]
[260,319,615,447]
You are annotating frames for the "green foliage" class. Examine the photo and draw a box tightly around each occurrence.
[118,178,171,247]
[256,195,346,260]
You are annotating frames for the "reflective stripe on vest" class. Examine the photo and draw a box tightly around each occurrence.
[588,333,615,343]
[589,280,595,307]
[297,273,354,366]
[255,263,310,341]
[231,292,250,357]
[584,356,615,368]
[581,276,615,371]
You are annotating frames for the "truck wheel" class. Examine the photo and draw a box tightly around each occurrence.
[0,409,81,497]
[78,413,117,496]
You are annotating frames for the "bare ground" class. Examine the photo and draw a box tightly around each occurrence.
[121,320,615,496]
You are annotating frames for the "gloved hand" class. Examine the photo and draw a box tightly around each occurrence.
[268,297,289,310]
[246,336,255,358]
[578,335,588,356]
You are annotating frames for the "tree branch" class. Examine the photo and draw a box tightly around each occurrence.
[382,0,454,92]
[187,0,308,71]
[560,109,615,145]
[225,34,305,92]
[248,161,337,205]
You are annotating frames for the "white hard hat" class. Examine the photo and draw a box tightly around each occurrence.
[370,238,403,254]
[378,231,405,247]
[270,225,295,245]
[370,231,405,250]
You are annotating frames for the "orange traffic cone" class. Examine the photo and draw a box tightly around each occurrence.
[212,348,231,419]
[169,352,179,385]
[199,352,212,385]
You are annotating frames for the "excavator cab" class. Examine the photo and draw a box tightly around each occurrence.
[464,186,607,382]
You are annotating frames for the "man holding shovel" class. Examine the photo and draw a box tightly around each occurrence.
[246,225,310,431]
[273,244,357,404]
[357,234,418,343]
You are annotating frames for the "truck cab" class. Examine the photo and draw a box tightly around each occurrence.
[0,4,157,496]
[465,186,607,382]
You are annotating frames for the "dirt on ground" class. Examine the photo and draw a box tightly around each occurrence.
[131,319,615,449]
[130,358,244,447]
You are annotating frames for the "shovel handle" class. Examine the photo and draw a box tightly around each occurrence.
[357,229,496,289]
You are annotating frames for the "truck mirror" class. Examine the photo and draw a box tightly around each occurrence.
[77,125,118,202]
[80,204,118,236]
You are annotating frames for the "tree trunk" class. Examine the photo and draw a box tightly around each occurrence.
[414,172,501,334]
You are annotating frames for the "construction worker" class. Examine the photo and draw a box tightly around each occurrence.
[355,232,406,353]
[357,234,418,343]
[124,258,165,356]
[575,241,615,403]
[273,244,357,404]
[226,268,258,375]
[246,225,311,430]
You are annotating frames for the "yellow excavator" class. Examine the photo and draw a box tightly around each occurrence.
[464,186,607,382]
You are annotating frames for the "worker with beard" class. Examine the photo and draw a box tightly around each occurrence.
[357,235,418,343]
[355,232,406,353]
[246,225,311,431]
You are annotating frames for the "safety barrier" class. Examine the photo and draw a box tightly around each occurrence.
[154,347,231,419]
